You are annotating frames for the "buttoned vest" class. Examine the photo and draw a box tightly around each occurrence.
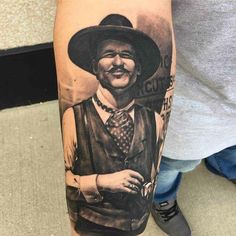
[67,98,158,233]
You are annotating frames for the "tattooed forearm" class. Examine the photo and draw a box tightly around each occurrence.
[54,1,175,235]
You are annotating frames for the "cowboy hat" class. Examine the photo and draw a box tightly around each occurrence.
[68,14,161,82]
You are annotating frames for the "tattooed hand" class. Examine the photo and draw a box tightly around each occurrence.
[96,169,144,194]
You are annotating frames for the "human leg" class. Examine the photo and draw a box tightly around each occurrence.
[205,145,236,183]
[154,157,201,203]
[152,157,201,236]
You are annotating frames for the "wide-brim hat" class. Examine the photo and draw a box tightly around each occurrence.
[68,14,161,82]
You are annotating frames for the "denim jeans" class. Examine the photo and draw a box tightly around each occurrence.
[153,157,201,203]
[154,146,236,203]
[205,145,236,180]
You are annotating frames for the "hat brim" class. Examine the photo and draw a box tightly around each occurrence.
[68,26,161,82]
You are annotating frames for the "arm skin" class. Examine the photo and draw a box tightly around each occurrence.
[54,1,175,235]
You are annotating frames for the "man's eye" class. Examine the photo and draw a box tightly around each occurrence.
[120,52,134,59]
[99,52,135,59]
[102,52,116,58]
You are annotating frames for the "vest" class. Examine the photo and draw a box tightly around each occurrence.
[66,98,158,234]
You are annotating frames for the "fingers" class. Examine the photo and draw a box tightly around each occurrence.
[125,169,144,183]
[127,183,140,192]
[128,177,142,187]
[123,181,140,193]
[103,169,145,194]
[123,186,138,194]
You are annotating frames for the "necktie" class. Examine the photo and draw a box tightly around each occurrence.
[93,95,134,155]
[105,110,134,155]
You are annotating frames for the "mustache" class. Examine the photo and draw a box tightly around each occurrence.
[107,66,130,74]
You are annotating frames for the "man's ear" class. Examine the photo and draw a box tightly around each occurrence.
[136,62,142,75]
[92,59,98,74]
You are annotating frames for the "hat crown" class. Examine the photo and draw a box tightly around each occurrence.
[99,14,133,28]
[68,14,161,81]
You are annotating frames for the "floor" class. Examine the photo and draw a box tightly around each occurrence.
[0,101,235,236]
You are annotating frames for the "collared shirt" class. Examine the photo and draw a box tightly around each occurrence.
[62,88,163,203]
[93,85,135,124]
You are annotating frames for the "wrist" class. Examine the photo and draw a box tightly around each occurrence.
[80,174,103,203]
[96,174,106,191]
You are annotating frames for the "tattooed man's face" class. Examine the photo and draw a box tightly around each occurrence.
[93,39,141,93]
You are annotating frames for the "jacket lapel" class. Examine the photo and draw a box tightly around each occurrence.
[88,101,125,160]
[128,105,145,159]
[88,100,145,160]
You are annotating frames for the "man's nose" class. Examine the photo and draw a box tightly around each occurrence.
[112,54,123,66]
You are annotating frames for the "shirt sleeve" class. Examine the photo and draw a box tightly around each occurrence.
[62,107,103,203]
[62,107,77,170]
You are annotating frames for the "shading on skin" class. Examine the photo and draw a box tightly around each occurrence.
[63,39,161,197]
[63,36,163,234]
[93,39,141,95]
[54,2,175,234]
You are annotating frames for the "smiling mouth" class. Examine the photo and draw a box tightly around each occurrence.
[112,70,125,76]
[109,69,129,77]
